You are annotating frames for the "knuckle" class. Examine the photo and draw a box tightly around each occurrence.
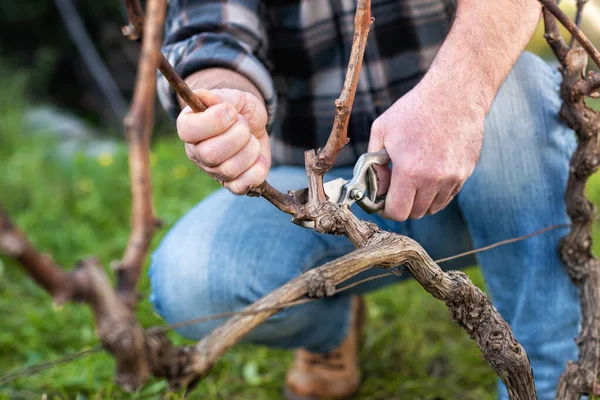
[195,142,219,167]
[371,118,384,134]
[255,165,268,184]
[256,105,268,127]
[254,159,268,180]
[233,119,252,142]
[221,124,250,156]
[447,172,463,183]
[184,143,198,163]
[235,114,251,132]
[214,161,241,182]
[245,93,268,128]
[387,204,409,222]
[185,144,208,170]
[247,136,261,158]
[444,167,465,183]
[399,163,427,179]
[242,163,267,191]
[404,168,426,184]
[425,166,447,182]
[461,167,474,182]
[395,210,410,222]
[228,180,248,195]
[241,92,255,113]
[212,103,237,129]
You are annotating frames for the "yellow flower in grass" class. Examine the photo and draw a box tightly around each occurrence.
[173,164,189,180]
[97,152,113,167]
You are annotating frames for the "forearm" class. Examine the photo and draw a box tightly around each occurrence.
[178,68,264,109]
[422,0,542,115]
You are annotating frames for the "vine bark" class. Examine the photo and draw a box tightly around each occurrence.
[540,3,600,398]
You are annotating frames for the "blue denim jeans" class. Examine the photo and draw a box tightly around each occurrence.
[149,52,580,400]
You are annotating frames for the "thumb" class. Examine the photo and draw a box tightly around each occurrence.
[189,88,250,114]
[205,88,267,134]
[190,88,225,108]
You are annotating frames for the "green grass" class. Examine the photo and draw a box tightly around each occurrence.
[1,75,600,400]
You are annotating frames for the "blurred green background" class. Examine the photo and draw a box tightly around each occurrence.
[1,1,600,399]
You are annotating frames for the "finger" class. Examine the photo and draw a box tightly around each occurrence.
[409,186,438,220]
[368,118,385,152]
[373,165,391,196]
[210,89,268,133]
[177,102,237,143]
[224,155,269,195]
[189,116,251,167]
[257,132,272,171]
[381,169,417,221]
[427,186,455,216]
[205,136,261,182]
[426,181,459,215]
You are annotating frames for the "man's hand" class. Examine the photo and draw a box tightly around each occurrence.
[366,0,541,222]
[177,88,271,194]
[368,81,485,221]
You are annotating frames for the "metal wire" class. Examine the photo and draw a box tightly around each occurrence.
[0,346,101,385]
[159,219,586,331]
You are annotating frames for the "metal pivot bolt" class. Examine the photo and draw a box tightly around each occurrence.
[350,188,364,200]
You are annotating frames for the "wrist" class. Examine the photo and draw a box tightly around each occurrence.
[417,0,541,118]
[416,69,489,121]
[179,68,264,109]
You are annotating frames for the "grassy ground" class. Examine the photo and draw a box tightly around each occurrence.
[1,75,600,399]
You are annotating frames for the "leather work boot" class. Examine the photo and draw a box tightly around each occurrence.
[284,296,366,399]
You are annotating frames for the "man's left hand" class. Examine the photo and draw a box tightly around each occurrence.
[368,81,485,221]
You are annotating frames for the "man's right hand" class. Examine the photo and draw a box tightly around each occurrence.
[177,88,271,194]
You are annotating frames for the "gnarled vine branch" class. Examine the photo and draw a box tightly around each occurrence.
[0,0,170,390]
[171,208,536,398]
[116,0,165,308]
[0,207,150,390]
[541,4,600,399]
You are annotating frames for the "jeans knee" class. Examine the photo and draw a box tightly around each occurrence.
[148,239,244,340]
[460,52,575,211]
[149,241,351,350]
[490,51,565,137]
[512,51,561,96]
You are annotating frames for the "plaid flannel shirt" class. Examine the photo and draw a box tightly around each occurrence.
[158,0,456,166]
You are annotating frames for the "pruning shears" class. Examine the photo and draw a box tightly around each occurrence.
[291,149,391,229]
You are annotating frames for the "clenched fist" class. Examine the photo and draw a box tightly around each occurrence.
[177,88,271,194]
[368,79,485,221]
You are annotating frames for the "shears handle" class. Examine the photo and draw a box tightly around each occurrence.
[353,149,390,213]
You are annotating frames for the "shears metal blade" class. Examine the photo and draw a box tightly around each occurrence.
[291,149,390,229]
